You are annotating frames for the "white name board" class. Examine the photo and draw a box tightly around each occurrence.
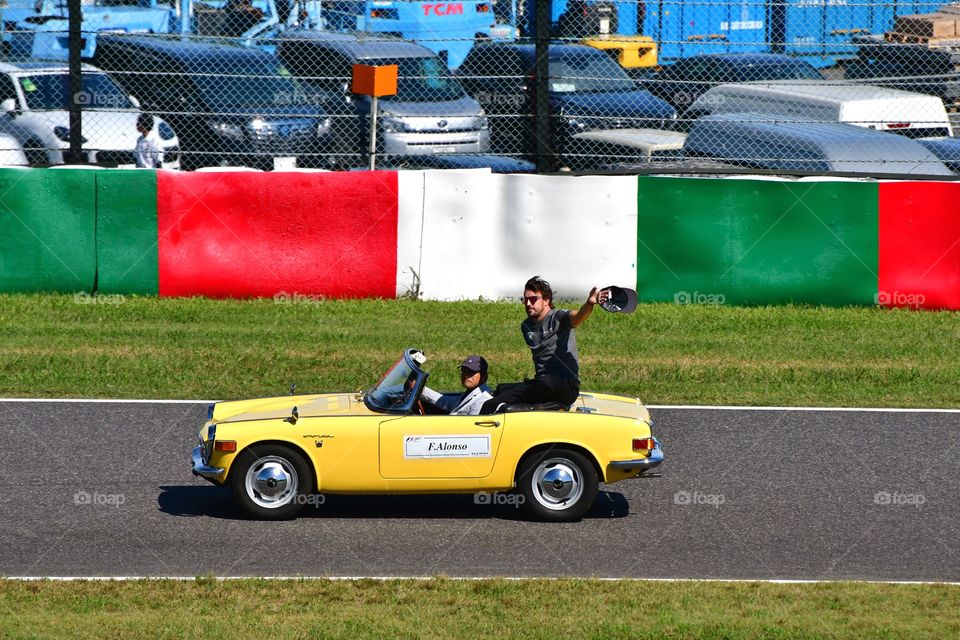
[404,434,491,459]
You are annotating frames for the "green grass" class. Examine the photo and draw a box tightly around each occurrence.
[1,578,957,639]
[1,294,959,406]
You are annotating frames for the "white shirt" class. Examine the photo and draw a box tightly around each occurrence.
[134,131,163,168]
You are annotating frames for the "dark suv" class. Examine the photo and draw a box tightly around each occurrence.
[640,53,823,113]
[456,42,676,167]
[93,35,333,170]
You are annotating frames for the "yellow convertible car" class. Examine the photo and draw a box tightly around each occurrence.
[192,348,663,521]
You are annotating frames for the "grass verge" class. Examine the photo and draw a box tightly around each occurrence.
[1,295,959,406]
[2,578,958,639]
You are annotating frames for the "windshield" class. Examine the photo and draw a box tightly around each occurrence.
[364,349,428,413]
[365,56,466,102]
[17,71,132,111]
[548,53,637,93]
[190,57,303,110]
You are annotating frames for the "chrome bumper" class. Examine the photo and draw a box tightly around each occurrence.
[191,445,225,482]
[609,438,664,475]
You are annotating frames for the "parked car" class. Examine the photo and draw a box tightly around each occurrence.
[847,36,960,111]
[683,112,953,176]
[0,61,179,166]
[456,42,677,167]
[641,53,823,112]
[275,30,490,167]
[93,35,333,170]
[357,153,536,172]
[0,131,28,166]
[686,80,954,139]
[192,348,664,522]
[917,136,960,173]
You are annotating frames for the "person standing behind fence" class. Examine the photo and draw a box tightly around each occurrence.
[134,113,162,169]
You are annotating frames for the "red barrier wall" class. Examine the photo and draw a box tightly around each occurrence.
[157,171,399,298]
[879,182,960,310]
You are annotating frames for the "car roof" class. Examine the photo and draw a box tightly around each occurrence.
[703,79,942,103]
[96,34,276,66]
[277,30,436,61]
[0,60,101,74]
[685,112,953,175]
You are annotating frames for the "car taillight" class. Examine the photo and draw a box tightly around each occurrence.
[215,441,237,453]
[886,122,911,129]
[477,3,490,12]
[632,437,655,451]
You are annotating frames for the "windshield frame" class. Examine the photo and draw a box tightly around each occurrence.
[363,348,429,414]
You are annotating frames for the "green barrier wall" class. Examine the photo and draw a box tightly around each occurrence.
[636,177,879,306]
[0,168,96,293]
[96,171,159,295]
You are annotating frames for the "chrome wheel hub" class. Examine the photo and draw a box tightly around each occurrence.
[531,457,583,510]
[245,455,298,509]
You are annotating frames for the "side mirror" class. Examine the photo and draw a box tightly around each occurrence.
[128,95,141,109]
[0,98,17,115]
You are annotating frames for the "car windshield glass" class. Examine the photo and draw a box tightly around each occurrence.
[364,57,466,102]
[18,72,132,110]
[548,53,636,93]
[190,57,302,110]
[735,63,821,82]
[365,352,425,413]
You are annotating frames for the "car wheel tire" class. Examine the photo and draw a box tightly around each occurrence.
[231,444,314,520]
[517,448,598,522]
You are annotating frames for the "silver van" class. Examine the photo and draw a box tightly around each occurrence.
[276,31,490,166]
[688,80,953,139]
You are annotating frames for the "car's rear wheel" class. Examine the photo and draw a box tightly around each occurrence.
[517,448,598,522]
[231,444,314,520]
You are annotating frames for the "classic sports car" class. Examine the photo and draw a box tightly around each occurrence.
[192,349,663,521]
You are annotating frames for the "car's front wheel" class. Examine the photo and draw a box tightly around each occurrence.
[517,448,598,522]
[231,444,314,520]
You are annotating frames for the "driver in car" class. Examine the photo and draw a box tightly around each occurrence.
[420,355,493,416]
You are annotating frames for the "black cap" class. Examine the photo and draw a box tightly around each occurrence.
[599,286,638,313]
[459,355,488,374]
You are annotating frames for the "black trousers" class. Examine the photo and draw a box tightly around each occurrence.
[480,376,580,414]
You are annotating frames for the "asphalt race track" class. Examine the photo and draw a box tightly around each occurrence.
[1,401,957,580]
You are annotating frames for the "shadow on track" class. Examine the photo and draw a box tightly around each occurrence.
[158,486,630,521]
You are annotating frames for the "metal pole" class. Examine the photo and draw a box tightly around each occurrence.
[533,0,552,172]
[368,94,379,171]
[68,0,83,164]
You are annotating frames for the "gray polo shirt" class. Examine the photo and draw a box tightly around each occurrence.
[521,308,579,381]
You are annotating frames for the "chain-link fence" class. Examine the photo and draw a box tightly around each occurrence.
[2,0,960,175]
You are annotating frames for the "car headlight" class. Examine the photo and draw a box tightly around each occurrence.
[317,117,331,136]
[53,126,87,143]
[158,121,177,141]
[380,115,409,133]
[477,114,489,130]
[209,121,245,140]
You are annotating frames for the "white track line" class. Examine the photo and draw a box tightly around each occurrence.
[4,576,959,585]
[1,399,958,413]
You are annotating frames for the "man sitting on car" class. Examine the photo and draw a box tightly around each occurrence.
[420,355,493,416]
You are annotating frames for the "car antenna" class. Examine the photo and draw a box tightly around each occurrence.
[290,382,296,395]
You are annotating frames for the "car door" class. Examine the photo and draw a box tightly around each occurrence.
[378,414,504,479]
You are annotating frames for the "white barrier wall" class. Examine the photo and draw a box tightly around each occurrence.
[396,171,638,300]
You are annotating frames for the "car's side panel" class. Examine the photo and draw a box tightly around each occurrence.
[378,414,505,479]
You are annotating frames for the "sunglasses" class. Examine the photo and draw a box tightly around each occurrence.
[521,295,542,304]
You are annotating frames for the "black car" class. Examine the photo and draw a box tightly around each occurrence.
[846,37,960,110]
[641,53,823,112]
[93,35,333,170]
[456,42,676,168]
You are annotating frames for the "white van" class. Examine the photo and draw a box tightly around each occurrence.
[688,80,953,138]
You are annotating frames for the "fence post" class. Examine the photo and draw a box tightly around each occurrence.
[534,0,553,172]
[68,0,83,163]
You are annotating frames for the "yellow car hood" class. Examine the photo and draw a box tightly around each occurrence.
[211,393,370,423]
[576,392,652,423]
